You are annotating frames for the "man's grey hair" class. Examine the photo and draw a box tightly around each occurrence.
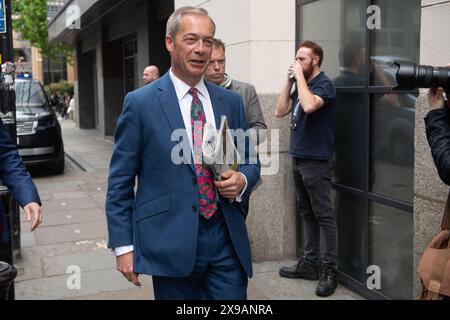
[166,6,216,38]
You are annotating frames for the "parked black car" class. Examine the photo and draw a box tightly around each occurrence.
[15,79,65,174]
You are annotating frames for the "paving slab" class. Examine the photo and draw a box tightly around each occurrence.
[250,261,363,300]
[18,238,109,259]
[15,269,145,300]
[21,208,105,228]
[20,232,36,248]
[34,221,108,245]
[14,252,44,282]
[42,250,115,277]
[40,197,100,213]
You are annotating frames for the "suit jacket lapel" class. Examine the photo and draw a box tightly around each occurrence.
[156,73,185,132]
[156,73,196,174]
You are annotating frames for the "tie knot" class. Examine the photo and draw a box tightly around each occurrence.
[188,87,199,97]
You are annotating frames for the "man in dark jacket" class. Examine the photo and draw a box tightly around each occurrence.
[424,63,450,185]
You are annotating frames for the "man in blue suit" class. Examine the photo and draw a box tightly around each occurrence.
[0,118,42,244]
[105,6,260,300]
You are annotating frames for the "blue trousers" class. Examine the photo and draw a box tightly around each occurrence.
[152,208,248,300]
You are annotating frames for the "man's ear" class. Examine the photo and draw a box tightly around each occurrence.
[313,55,320,67]
[165,36,174,54]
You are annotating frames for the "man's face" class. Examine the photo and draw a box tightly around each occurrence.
[143,68,158,84]
[295,47,317,79]
[165,14,214,86]
[205,46,226,85]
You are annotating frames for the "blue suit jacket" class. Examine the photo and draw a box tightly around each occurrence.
[106,72,260,278]
[0,118,41,243]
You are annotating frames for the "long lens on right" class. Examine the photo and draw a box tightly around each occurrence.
[394,61,450,91]
[417,65,450,90]
[416,65,433,88]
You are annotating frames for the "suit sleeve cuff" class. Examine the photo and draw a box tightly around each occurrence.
[235,172,248,203]
[113,245,134,256]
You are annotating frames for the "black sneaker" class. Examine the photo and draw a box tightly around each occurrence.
[315,265,337,297]
[279,258,319,280]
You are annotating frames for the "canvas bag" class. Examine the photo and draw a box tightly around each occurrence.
[418,191,450,300]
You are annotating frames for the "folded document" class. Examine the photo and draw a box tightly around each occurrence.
[202,115,241,180]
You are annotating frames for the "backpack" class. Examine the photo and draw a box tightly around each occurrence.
[418,191,450,300]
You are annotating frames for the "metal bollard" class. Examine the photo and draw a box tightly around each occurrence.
[0,261,16,300]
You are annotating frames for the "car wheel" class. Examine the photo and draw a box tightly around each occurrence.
[53,157,65,175]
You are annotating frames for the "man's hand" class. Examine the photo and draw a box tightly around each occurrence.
[116,251,141,287]
[214,170,246,201]
[289,60,304,82]
[428,64,450,111]
[428,87,446,111]
[23,202,42,231]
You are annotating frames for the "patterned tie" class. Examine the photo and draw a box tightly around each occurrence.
[189,88,218,219]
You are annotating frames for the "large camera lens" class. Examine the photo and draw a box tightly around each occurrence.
[394,61,450,91]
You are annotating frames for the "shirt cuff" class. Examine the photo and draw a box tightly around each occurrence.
[113,245,134,257]
[235,172,248,203]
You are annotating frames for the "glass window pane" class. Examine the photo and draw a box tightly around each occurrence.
[370,94,416,203]
[334,93,367,190]
[124,58,136,93]
[333,190,367,282]
[369,202,413,300]
[15,82,47,109]
[124,40,137,57]
[299,0,366,85]
[370,0,421,86]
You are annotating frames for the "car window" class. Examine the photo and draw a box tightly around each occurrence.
[15,81,49,113]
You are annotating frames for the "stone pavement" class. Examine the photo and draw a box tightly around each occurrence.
[13,120,362,300]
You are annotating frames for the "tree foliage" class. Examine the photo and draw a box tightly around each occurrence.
[12,0,72,63]
[45,80,74,97]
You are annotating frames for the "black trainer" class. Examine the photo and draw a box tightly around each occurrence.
[279,258,319,280]
[315,265,337,297]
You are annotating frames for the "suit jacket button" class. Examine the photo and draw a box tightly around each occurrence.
[192,205,197,212]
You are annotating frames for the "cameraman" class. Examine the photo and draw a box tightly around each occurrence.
[424,63,450,185]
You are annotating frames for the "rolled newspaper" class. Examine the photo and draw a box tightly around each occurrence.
[202,115,240,180]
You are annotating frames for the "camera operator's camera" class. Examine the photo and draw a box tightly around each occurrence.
[394,61,450,92]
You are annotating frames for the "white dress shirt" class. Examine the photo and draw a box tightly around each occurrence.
[114,70,248,257]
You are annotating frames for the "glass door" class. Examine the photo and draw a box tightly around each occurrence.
[296,0,420,299]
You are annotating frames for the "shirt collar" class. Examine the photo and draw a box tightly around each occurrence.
[308,71,324,86]
[169,68,208,101]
